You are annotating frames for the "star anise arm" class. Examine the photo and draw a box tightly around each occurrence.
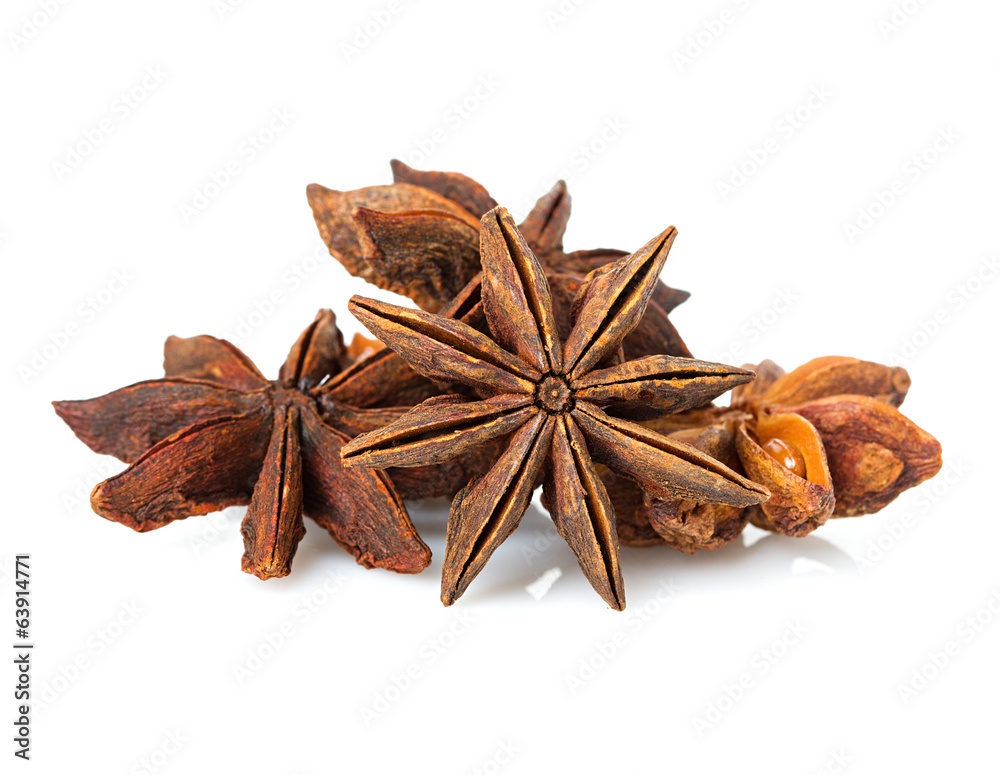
[351,207,483,313]
[307,182,477,302]
[562,226,678,379]
[348,296,539,394]
[278,309,347,391]
[389,159,498,218]
[442,414,556,606]
[91,407,273,531]
[299,408,430,573]
[620,300,693,360]
[341,395,536,469]
[543,416,625,610]
[53,380,266,463]
[163,335,268,390]
[518,180,570,255]
[572,355,756,419]
[314,346,437,409]
[241,407,306,580]
[571,402,769,506]
[480,207,563,374]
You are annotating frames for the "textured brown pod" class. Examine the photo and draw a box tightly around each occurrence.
[643,423,750,553]
[735,412,835,536]
[779,396,943,516]
[760,356,911,408]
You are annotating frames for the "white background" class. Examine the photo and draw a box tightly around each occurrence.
[3,1,999,772]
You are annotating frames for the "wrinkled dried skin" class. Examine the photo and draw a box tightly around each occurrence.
[573,355,753,420]
[781,396,942,516]
[306,182,476,292]
[762,356,911,408]
[541,416,625,610]
[353,207,483,312]
[731,359,785,408]
[390,159,497,218]
[621,299,693,360]
[53,380,265,464]
[317,346,438,408]
[518,180,571,256]
[574,403,769,507]
[91,409,273,531]
[299,408,430,573]
[602,469,662,547]
[480,208,564,374]
[642,423,749,552]
[279,309,348,391]
[347,332,384,362]
[564,227,678,377]
[163,335,268,391]
[442,415,554,606]
[735,417,834,537]
[241,407,306,580]
[646,499,749,554]
[342,394,535,469]
[349,296,539,394]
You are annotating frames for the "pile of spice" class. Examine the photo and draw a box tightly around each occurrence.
[54,161,942,610]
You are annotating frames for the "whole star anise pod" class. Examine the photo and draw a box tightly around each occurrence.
[340,207,769,610]
[53,310,432,579]
[615,356,943,551]
[306,160,692,359]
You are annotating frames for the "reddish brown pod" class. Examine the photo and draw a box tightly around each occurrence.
[54,310,443,580]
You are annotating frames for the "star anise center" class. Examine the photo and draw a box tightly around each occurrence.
[268,383,317,412]
[535,374,573,414]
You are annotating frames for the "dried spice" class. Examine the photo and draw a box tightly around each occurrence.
[617,356,943,550]
[307,160,693,359]
[53,310,434,579]
[340,207,768,609]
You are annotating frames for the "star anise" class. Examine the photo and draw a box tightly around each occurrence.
[306,160,692,359]
[615,356,943,551]
[340,207,769,609]
[53,310,432,579]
